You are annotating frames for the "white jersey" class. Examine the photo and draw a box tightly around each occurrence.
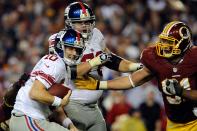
[13,54,68,120]
[67,28,106,104]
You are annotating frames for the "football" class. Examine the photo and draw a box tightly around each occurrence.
[48,83,70,99]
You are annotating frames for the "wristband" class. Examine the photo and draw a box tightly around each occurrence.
[62,118,73,128]
[52,96,62,107]
[98,81,108,90]
[128,75,135,88]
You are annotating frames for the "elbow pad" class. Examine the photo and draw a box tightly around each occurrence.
[104,53,122,71]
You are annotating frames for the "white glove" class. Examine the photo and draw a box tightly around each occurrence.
[129,63,143,71]
[162,79,175,95]
[88,52,112,67]
[162,79,183,96]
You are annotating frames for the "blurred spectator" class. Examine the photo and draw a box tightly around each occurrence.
[147,0,166,12]
[0,71,10,103]
[106,91,133,129]
[139,87,162,131]
[111,110,147,131]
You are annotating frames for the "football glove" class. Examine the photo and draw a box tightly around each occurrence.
[88,52,112,67]
[129,63,143,71]
[164,79,183,96]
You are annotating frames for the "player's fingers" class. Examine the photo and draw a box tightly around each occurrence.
[66,90,72,98]
[63,90,72,100]
[61,90,72,106]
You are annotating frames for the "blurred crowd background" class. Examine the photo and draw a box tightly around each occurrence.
[0,0,197,131]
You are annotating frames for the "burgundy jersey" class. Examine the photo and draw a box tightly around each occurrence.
[141,46,197,123]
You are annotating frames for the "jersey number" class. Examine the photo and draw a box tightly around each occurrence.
[44,54,58,61]
[162,78,191,105]
[81,51,102,62]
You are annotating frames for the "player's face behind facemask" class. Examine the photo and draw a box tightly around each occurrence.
[156,21,192,59]
[55,29,85,65]
[71,20,94,41]
[64,2,95,43]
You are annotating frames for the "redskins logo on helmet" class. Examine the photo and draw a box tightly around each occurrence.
[156,21,192,58]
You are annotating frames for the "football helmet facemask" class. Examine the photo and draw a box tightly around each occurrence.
[64,2,96,42]
[156,21,192,58]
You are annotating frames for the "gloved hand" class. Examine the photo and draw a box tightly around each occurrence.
[163,79,183,96]
[88,52,112,67]
[129,63,143,71]
[137,63,143,70]
[74,76,99,90]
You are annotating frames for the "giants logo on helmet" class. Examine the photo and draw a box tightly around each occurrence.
[80,9,90,19]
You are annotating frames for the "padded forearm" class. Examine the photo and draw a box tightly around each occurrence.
[104,53,122,71]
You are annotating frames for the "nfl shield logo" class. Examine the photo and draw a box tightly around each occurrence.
[173,67,177,73]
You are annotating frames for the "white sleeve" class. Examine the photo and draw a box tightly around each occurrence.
[92,28,106,50]
[100,38,106,51]
[33,55,65,89]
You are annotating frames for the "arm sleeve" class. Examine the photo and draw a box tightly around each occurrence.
[33,57,64,89]
[103,53,123,71]
[93,28,106,50]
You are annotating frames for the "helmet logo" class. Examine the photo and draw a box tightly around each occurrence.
[65,37,75,44]
[173,67,178,73]
[74,32,81,46]
[179,26,190,39]
[74,38,80,46]
[80,9,90,19]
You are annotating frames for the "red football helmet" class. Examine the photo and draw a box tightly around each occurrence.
[156,21,192,58]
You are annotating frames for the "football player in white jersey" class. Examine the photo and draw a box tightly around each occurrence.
[49,2,143,131]
[9,29,111,131]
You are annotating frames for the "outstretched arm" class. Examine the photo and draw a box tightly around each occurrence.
[70,53,111,79]
[104,48,143,72]
[100,66,153,90]
[75,67,153,90]
[118,59,143,72]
